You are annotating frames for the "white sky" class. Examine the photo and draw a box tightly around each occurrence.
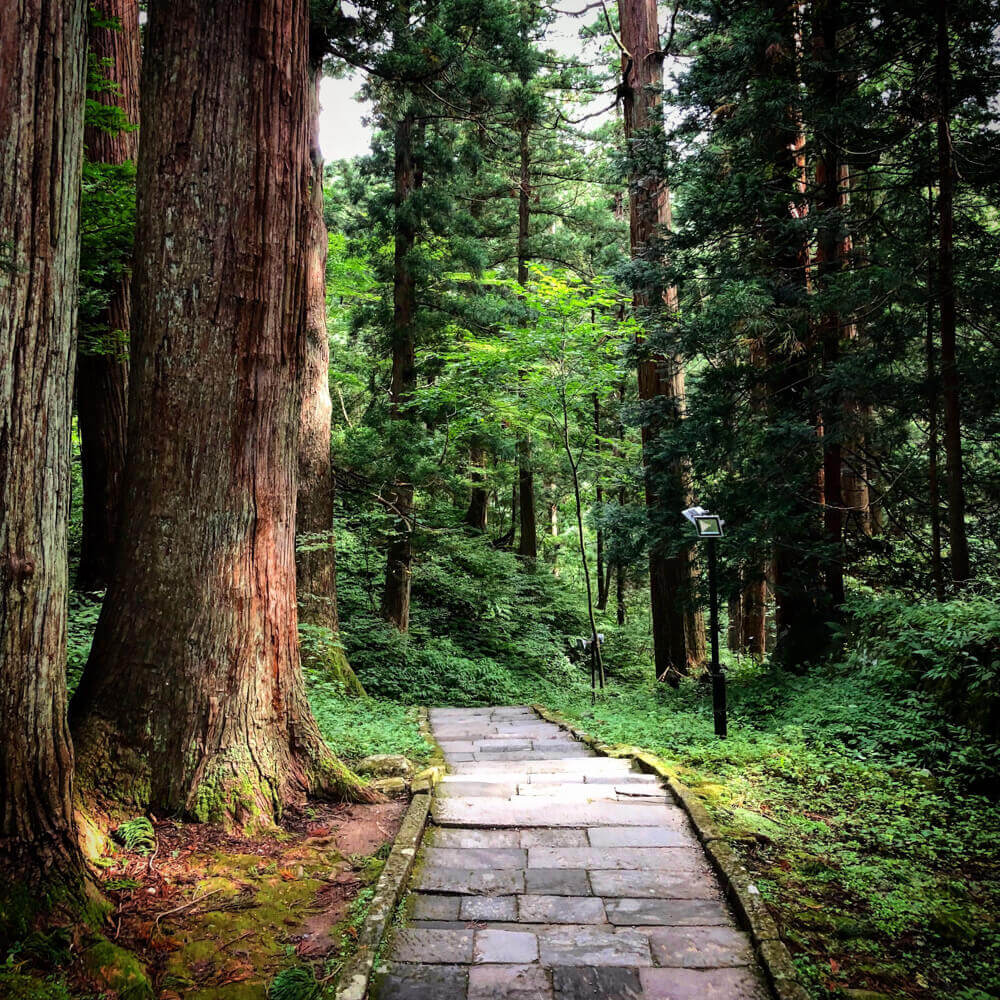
[317,1,604,161]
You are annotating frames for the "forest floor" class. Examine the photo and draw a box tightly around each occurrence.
[74,800,408,999]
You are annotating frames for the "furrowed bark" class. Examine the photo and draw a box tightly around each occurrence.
[515,118,538,561]
[297,67,364,696]
[935,0,971,588]
[71,0,375,828]
[75,0,139,592]
[0,0,89,927]
[618,0,704,682]
[381,110,419,631]
[464,443,489,531]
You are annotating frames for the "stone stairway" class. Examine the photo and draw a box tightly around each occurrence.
[371,706,769,999]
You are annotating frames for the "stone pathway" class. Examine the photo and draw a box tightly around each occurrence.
[372,706,770,1000]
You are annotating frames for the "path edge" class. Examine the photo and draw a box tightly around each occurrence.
[531,703,810,1000]
[334,709,444,1000]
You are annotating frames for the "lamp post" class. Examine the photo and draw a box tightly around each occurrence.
[682,506,727,738]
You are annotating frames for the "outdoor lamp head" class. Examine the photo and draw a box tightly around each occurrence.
[693,514,724,538]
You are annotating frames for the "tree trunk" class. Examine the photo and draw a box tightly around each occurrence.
[464,443,489,531]
[618,0,703,682]
[925,188,946,600]
[75,0,140,591]
[71,0,373,829]
[935,0,971,588]
[515,119,538,561]
[381,111,419,630]
[0,0,88,914]
[297,68,363,695]
[594,393,608,610]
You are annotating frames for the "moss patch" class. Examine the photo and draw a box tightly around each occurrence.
[82,937,153,1000]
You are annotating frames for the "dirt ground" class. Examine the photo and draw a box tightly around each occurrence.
[75,799,407,999]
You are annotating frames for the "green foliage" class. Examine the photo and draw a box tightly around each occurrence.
[66,590,102,695]
[111,817,155,856]
[846,592,1000,738]
[306,680,430,764]
[268,965,319,1000]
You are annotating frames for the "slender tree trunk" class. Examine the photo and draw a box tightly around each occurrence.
[925,188,946,600]
[0,0,88,912]
[464,443,489,531]
[594,393,609,610]
[297,69,363,695]
[76,0,140,591]
[381,111,419,629]
[935,0,971,587]
[741,573,767,659]
[71,0,373,828]
[516,118,538,561]
[618,0,703,682]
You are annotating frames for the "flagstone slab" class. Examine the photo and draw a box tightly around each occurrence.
[536,925,652,967]
[460,896,518,921]
[372,963,469,1000]
[638,967,769,999]
[474,928,539,964]
[390,928,474,964]
[518,829,589,848]
[550,966,643,1000]
[517,894,607,924]
[451,757,631,775]
[468,964,553,1000]
[410,894,461,921]
[647,927,754,968]
[433,799,689,828]
[587,826,696,848]
[437,781,518,798]
[431,828,521,849]
[604,898,733,927]
[524,868,592,896]
[423,847,527,870]
[527,847,709,872]
[419,867,525,896]
[589,870,723,900]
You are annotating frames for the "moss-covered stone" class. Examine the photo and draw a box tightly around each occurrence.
[82,937,154,1000]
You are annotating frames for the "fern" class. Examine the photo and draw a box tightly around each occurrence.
[112,816,155,855]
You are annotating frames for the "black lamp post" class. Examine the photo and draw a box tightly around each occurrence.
[683,506,727,738]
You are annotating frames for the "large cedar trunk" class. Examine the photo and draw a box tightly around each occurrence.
[71,0,371,828]
[297,69,363,695]
[935,0,971,587]
[75,0,139,592]
[764,2,826,667]
[0,0,88,909]
[381,112,419,631]
[618,0,704,682]
[813,0,848,610]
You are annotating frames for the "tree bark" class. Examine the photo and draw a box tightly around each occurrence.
[925,188,946,600]
[594,393,608,610]
[71,0,372,829]
[381,110,420,630]
[618,0,704,682]
[75,0,140,591]
[935,0,971,587]
[297,68,363,695]
[464,443,489,531]
[0,0,88,911]
[516,118,538,561]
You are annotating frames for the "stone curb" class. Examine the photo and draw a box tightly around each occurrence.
[530,703,810,1000]
[412,708,447,794]
[334,791,432,1000]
